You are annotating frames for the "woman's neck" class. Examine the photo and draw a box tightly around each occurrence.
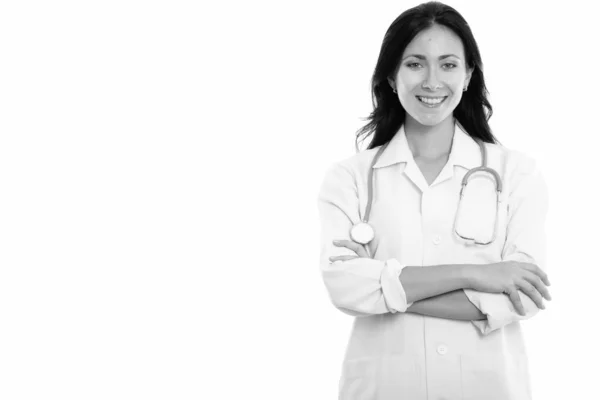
[404,116,455,160]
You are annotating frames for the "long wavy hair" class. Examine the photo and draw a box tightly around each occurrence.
[356,1,498,151]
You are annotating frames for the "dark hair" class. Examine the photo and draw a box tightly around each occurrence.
[356,1,498,150]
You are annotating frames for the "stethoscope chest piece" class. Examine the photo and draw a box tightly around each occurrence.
[350,222,374,245]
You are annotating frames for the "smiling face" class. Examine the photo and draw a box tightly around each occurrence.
[389,24,473,127]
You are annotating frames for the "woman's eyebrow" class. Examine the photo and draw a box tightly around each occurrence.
[402,54,462,61]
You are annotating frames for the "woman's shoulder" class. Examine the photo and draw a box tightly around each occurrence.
[481,141,547,202]
[318,147,384,199]
[323,145,384,180]
[484,141,540,175]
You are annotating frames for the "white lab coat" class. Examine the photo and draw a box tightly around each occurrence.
[317,123,548,400]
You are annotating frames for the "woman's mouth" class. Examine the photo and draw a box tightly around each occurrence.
[416,96,447,108]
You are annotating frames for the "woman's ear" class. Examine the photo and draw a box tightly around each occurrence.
[387,77,396,91]
[465,68,474,89]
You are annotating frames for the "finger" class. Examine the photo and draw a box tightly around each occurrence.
[520,263,550,286]
[516,279,545,310]
[333,240,361,253]
[333,239,369,258]
[329,255,359,262]
[524,273,552,301]
[506,289,526,316]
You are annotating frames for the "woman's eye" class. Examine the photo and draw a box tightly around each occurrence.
[443,63,457,69]
[406,62,422,69]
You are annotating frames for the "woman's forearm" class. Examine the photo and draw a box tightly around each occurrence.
[400,264,473,304]
[406,289,486,321]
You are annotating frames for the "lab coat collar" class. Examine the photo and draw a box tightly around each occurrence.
[372,121,481,170]
[448,123,482,170]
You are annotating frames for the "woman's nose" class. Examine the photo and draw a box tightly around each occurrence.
[422,68,442,90]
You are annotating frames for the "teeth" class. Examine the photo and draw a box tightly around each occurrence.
[418,96,445,105]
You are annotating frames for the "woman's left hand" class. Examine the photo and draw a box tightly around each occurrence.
[329,239,371,262]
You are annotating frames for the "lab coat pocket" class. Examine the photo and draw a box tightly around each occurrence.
[460,353,529,400]
[454,193,508,263]
[339,356,422,400]
[454,172,499,245]
[339,358,378,400]
[379,355,423,399]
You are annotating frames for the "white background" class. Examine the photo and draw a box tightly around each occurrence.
[0,1,597,399]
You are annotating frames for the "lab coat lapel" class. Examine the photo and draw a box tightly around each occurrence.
[449,123,482,171]
[404,160,430,192]
[430,161,454,187]
[372,123,480,192]
[432,123,482,187]
[373,125,429,192]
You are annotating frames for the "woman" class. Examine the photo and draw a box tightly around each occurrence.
[317,2,551,399]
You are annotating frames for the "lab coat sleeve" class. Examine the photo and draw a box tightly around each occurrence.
[317,162,412,317]
[464,155,549,335]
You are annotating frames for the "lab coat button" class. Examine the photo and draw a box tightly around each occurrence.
[433,235,441,245]
[437,345,448,355]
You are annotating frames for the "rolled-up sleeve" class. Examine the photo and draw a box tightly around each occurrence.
[464,155,549,335]
[317,162,412,317]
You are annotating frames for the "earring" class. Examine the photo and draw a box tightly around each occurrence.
[393,87,397,93]
[463,86,468,92]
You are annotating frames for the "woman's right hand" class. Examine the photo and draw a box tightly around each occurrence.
[467,261,551,315]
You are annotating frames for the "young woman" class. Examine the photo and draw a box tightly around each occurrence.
[317,2,551,399]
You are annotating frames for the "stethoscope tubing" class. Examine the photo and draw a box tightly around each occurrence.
[355,133,502,250]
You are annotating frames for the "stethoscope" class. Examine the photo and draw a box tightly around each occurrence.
[350,136,503,257]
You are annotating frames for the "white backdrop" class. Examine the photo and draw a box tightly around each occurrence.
[0,1,597,399]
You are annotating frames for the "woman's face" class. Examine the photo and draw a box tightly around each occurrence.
[389,24,473,127]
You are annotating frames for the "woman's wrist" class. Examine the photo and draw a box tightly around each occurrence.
[460,264,476,289]
[401,263,478,304]
[405,290,486,321]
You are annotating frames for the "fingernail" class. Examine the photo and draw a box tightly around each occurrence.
[333,240,341,244]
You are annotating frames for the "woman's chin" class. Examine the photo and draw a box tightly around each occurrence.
[412,114,448,127]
